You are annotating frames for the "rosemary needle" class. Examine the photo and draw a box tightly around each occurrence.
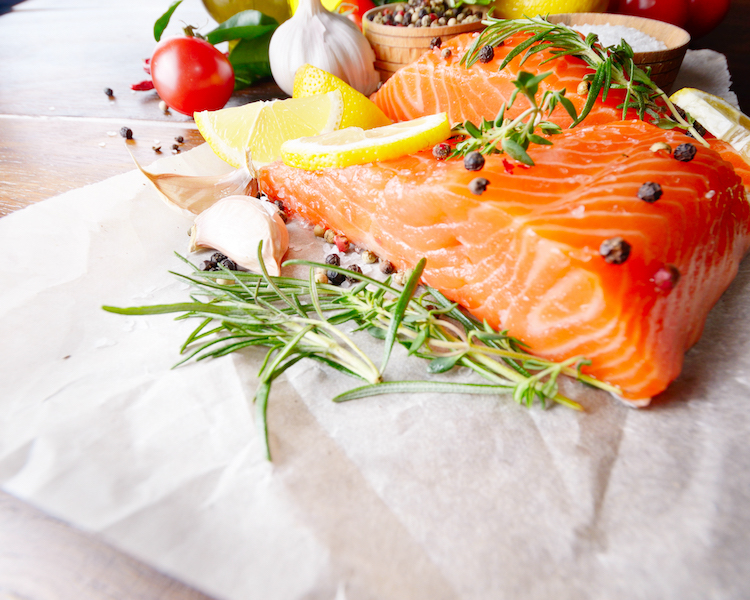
[103,251,623,459]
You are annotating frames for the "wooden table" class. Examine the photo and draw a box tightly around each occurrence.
[0,0,748,598]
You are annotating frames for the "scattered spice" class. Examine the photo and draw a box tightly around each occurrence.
[674,143,697,162]
[119,126,133,140]
[131,80,155,91]
[433,142,451,160]
[346,264,363,283]
[380,260,396,275]
[361,250,378,264]
[464,151,485,171]
[104,87,114,98]
[159,100,170,114]
[334,235,351,253]
[600,237,631,264]
[649,142,672,154]
[469,177,489,195]
[653,264,680,291]
[171,143,181,151]
[323,229,336,244]
[441,48,452,59]
[576,80,590,96]
[637,181,662,203]
[175,135,184,144]
[313,224,326,237]
[477,45,494,63]
[327,270,347,286]
[325,253,341,266]
[314,268,328,284]
[152,145,162,153]
[430,37,442,49]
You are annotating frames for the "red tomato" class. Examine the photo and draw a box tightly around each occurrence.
[337,0,376,29]
[150,36,234,116]
[615,0,690,27]
[684,0,730,38]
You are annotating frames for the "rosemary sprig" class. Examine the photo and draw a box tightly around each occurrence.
[450,70,577,163]
[462,16,705,143]
[103,251,622,458]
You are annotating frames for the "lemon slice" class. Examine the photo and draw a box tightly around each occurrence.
[670,88,750,161]
[281,113,451,170]
[293,64,392,130]
[195,90,344,167]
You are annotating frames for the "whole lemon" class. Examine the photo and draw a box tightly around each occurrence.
[202,0,291,24]
[288,0,341,13]
[491,0,608,19]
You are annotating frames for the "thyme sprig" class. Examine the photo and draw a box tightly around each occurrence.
[462,16,705,143]
[450,70,577,163]
[103,251,621,459]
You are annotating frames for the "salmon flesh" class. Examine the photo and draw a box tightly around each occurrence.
[259,120,750,403]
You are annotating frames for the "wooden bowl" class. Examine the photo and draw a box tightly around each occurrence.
[362,4,487,82]
[547,13,690,93]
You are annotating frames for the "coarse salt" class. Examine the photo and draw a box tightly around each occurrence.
[572,24,668,53]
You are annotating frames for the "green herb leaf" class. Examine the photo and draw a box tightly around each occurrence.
[205,10,278,45]
[228,32,275,89]
[154,0,183,42]
[502,138,534,165]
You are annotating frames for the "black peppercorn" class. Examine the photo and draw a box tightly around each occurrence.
[346,264,363,283]
[220,257,237,270]
[600,237,631,265]
[201,260,219,271]
[325,253,341,266]
[104,87,114,98]
[464,151,485,171]
[119,126,133,140]
[380,260,396,275]
[674,143,697,162]
[469,177,489,195]
[430,37,442,49]
[210,252,227,263]
[175,135,184,144]
[637,181,662,203]
[432,142,451,160]
[327,270,346,286]
[478,45,494,63]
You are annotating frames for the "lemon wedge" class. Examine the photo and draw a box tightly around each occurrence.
[670,88,750,162]
[293,64,392,130]
[281,113,451,170]
[195,90,344,167]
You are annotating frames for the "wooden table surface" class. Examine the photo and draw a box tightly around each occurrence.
[0,0,748,598]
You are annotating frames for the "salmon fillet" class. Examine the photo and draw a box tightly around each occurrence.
[259,120,750,403]
[372,32,647,127]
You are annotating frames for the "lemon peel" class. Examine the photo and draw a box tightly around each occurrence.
[293,64,392,130]
[492,0,607,19]
[195,90,344,168]
[670,88,750,163]
[281,113,451,170]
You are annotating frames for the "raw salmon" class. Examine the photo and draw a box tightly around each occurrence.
[259,120,750,403]
[372,32,649,127]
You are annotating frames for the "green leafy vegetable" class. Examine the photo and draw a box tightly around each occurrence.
[154,0,183,42]
[204,10,279,45]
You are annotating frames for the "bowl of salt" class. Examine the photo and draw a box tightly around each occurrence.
[547,12,690,94]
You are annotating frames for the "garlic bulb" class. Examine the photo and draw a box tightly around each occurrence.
[269,0,380,97]
[188,196,289,276]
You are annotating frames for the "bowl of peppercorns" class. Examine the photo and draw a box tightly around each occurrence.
[363,0,487,82]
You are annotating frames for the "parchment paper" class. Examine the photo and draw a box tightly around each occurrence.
[1,56,750,600]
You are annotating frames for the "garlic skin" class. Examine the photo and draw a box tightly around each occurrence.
[131,149,258,217]
[188,196,289,276]
[269,0,380,97]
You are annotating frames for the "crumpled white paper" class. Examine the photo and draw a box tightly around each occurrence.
[1,57,750,600]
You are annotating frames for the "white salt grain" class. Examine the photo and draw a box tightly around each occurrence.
[572,24,668,52]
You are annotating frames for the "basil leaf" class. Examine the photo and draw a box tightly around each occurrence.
[154,0,182,42]
[228,31,274,89]
[206,10,279,44]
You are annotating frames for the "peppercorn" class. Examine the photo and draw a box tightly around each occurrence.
[175,135,184,144]
[380,260,396,275]
[430,36,442,49]
[220,257,237,270]
[477,45,494,63]
[119,126,133,140]
[674,143,697,162]
[104,87,114,98]
[637,181,662,203]
[599,237,631,264]
[346,264,363,283]
[441,47,452,59]
[432,142,451,160]
[171,143,180,151]
[152,145,162,153]
[464,151,485,171]
[325,253,341,266]
[201,260,219,271]
[210,252,227,263]
[159,101,169,114]
[653,264,680,291]
[313,224,326,237]
[649,142,672,154]
[324,229,336,244]
[361,250,378,264]
[327,270,346,286]
[469,177,489,195]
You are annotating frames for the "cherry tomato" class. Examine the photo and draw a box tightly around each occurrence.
[150,36,234,116]
[337,0,376,29]
[615,0,689,27]
[684,0,731,38]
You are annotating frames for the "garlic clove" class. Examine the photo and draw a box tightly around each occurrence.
[269,0,380,97]
[188,196,289,276]
[131,148,258,217]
